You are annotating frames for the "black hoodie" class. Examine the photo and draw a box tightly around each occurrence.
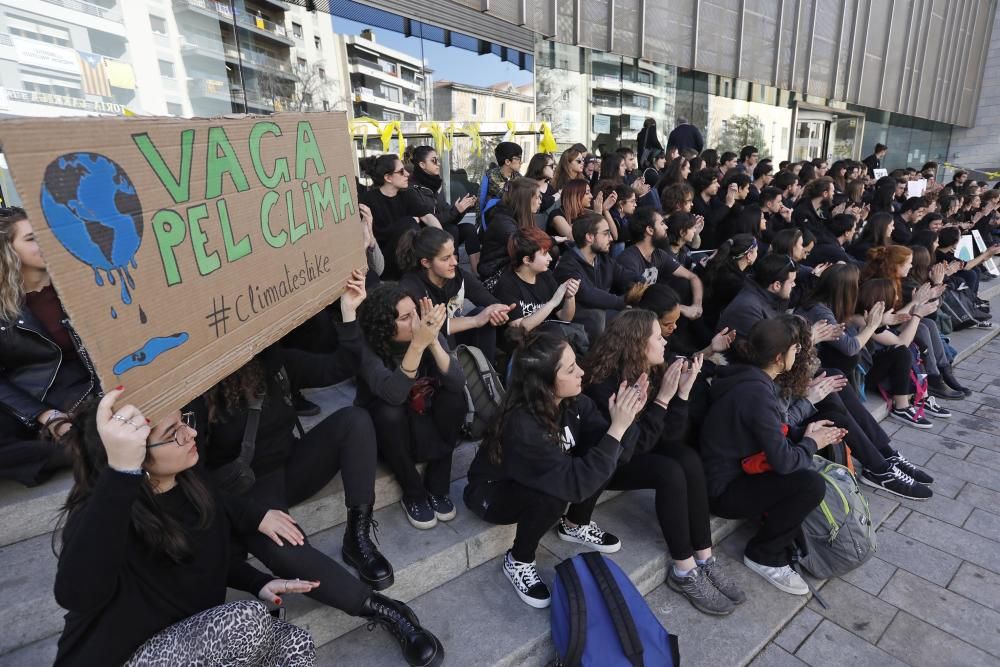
[717,280,787,338]
[699,364,818,497]
[478,204,519,280]
[554,247,640,311]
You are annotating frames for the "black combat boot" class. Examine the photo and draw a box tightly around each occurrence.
[342,505,394,590]
[361,593,444,667]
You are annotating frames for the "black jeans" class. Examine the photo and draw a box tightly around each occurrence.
[464,479,577,563]
[241,406,378,616]
[567,448,713,561]
[369,385,465,502]
[809,377,894,474]
[710,469,826,567]
[867,345,912,397]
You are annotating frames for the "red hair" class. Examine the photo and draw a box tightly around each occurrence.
[861,245,912,308]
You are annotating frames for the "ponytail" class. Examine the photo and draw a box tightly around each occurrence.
[396,226,454,273]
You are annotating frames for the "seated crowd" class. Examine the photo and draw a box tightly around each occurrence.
[1,125,998,666]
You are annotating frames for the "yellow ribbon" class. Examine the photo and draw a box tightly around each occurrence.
[463,122,482,156]
[420,121,452,153]
[505,120,517,141]
[539,122,558,154]
[378,121,405,156]
[350,116,383,148]
[940,162,1000,181]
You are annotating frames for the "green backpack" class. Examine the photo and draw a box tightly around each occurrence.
[798,456,877,579]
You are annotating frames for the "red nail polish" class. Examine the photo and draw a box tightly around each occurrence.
[145,418,151,424]
[274,597,282,605]
[114,385,124,391]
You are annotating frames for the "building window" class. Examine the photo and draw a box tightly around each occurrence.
[292,22,303,38]
[159,59,175,78]
[318,67,326,80]
[166,102,183,116]
[297,57,307,70]
[150,15,168,35]
[8,17,71,46]
[500,102,506,117]
[379,83,400,103]
[322,99,330,111]
[302,92,313,109]
[471,98,477,115]
[314,36,322,50]
[382,110,402,121]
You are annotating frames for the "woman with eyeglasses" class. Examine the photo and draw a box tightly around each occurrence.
[408,146,481,274]
[525,153,558,215]
[701,316,842,597]
[553,148,586,192]
[53,389,318,667]
[0,207,98,486]
[192,271,445,667]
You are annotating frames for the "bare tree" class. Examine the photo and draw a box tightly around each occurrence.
[254,61,349,112]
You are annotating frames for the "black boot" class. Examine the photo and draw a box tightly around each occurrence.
[928,375,964,400]
[941,365,973,397]
[342,505,395,590]
[361,593,444,667]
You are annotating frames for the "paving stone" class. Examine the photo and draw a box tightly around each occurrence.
[877,611,1000,667]
[805,579,897,644]
[972,403,1000,420]
[963,507,1000,543]
[0,635,57,667]
[860,489,898,528]
[883,439,934,466]
[749,643,810,667]
[0,533,60,654]
[870,484,974,527]
[942,422,1000,453]
[895,462,965,498]
[950,390,1000,411]
[889,426,974,459]
[879,569,1000,658]
[953,367,985,380]
[774,607,823,653]
[879,506,911,531]
[948,562,1000,614]
[898,512,1000,577]
[839,557,897,596]
[925,452,999,492]
[870,527,961,586]
[955,483,1000,518]
[794,619,907,667]
[966,446,1000,472]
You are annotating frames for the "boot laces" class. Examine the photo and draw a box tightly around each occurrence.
[366,599,417,639]
[354,513,381,556]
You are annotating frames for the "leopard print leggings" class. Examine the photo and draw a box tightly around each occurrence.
[124,600,315,666]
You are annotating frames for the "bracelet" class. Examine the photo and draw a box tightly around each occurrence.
[110,466,145,476]
[401,365,419,375]
[653,399,670,410]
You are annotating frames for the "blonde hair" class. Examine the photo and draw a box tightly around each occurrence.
[0,208,27,321]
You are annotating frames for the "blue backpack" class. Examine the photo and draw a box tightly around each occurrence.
[478,173,500,230]
[551,552,680,667]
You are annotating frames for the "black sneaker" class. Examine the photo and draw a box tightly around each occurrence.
[887,451,934,485]
[890,405,934,429]
[923,396,952,418]
[928,377,964,400]
[667,566,735,615]
[400,498,437,530]
[861,466,932,500]
[502,551,550,608]
[557,517,622,553]
[427,494,456,521]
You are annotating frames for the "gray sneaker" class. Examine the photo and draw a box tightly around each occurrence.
[667,566,735,616]
[700,556,746,604]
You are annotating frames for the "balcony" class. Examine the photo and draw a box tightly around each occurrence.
[35,0,126,36]
[348,59,422,92]
[188,79,232,102]
[354,87,422,116]
[173,0,294,46]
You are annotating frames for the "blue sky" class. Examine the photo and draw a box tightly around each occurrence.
[330,16,533,88]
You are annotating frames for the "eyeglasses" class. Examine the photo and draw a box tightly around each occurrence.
[573,158,585,164]
[392,168,408,176]
[147,412,196,449]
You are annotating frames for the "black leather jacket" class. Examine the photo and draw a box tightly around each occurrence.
[0,307,98,429]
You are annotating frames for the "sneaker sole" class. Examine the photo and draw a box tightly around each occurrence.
[341,548,396,591]
[433,508,457,522]
[742,557,809,596]
[859,474,932,500]
[503,570,551,609]
[557,531,622,553]
[928,392,964,401]
[400,501,438,530]
[924,411,951,418]
[889,412,934,429]
[666,575,734,615]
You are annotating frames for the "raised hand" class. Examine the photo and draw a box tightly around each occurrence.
[804,419,848,450]
[412,300,447,349]
[864,301,886,329]
[608,375,648,436]
[95,387,150,472]
[710,327,737,353]
[340,268,367,322]
[656,358,685,405]
[678,354,703,399]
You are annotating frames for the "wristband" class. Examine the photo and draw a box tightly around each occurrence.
[44,410,66,427]
[110,465,145,476]
[401,364,419,375]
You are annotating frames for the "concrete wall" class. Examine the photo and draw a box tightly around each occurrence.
[947,5,1000,171]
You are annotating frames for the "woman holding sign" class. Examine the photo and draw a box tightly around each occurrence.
[53,389,317,666]
[194,271,445,667]
[0,207,98,486]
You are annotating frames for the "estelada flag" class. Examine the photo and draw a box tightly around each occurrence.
[77,51,112,97]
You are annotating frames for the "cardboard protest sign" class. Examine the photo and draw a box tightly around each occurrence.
[873,168,888,179]
[0,112,364,419]
[906,178,927,198]
[972,229,1000,276]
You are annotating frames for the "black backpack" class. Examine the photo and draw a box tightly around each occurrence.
[455,344,505,439]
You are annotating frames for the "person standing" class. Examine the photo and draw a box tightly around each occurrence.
[666,117,704,154]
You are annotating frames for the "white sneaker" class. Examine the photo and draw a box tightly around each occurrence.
[556,517,622,553]
[743,556,809,595]
[502,551,551,608]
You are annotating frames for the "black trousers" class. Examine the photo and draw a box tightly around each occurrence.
[867,345,913,397]
[369,385,465,501]
[710,469,826,567]
[566,447,714,561]
[464,479,576,563]
[240,406,378,616]
[0,411,66,486]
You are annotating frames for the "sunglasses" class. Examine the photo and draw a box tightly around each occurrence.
[391,168,407,176]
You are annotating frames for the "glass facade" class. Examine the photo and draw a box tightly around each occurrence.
[0,0,954,205]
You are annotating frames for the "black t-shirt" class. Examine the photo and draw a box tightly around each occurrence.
[360,187,415,245]
[616,245,681,285]
[494,270,561,322]
[546,207,569,234]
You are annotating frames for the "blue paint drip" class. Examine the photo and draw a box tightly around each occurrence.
[110,306,117,319]
[113,332,189,375]
[130,258,137,269]
[93,268,104,287]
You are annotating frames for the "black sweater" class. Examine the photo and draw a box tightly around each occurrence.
[553,247,639,311]
[54,469,271,667]
[478,205,520,280]
[584,375,689,462]
[466,395,634,503]
[699,364,818,497]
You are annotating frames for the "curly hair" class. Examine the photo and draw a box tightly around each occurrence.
[482,331,571,465]
[358,283,409,367]
[0,207,28,322]
[775,314,818,400]
[203,359,267,423]
[584,310,660,388]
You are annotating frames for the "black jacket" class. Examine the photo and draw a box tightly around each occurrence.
[0,308,98,429]
[666,124,705,153]
[584,375,689,461]
[408,183,464,228]
[466,394,634,503]
[808,233,861,267]
[553,247,639,311]
[700,364,818,497]
[862,154,882,177]
[791,198,829,238]
[718,280,787,338]
[478,205,519,280]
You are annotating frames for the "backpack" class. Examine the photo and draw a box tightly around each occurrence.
[478,173,501,230]
[798,456,876,579]
[551,552,680,667]
[455,344,505,439]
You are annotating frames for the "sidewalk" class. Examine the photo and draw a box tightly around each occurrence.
[750,335,1000,667]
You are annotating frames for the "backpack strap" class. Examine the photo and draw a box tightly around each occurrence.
[555,559,587,667]
[581,552,644,667]
[478,174,491,229]
[238,397,264,466]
